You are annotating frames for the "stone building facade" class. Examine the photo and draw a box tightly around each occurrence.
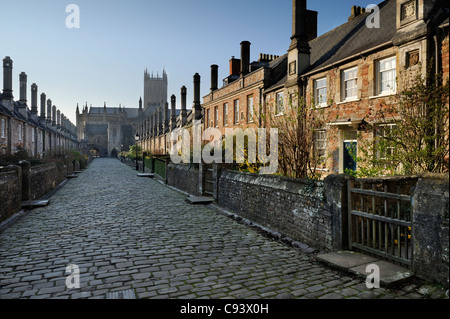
[200,0,449,176]
[0,56,78,159]
[76,102,138,158]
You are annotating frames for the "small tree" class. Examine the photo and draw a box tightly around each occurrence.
[357,68,449,176]
[263,93,326,179]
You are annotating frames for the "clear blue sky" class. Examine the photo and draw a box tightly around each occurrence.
[1,0,379,124]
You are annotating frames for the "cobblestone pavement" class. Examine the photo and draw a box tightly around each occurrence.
[0,158,447,300]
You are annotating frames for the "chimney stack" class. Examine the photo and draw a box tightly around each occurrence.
[229,57,240,76]
[181,86,187,127]
[240,41,251,76]
[193,73,202,120]
[210,64,218,92]
[52,105,57,126]
[286,0,312,88]
[46,99,52,123]
[57,110,61,129]
[19,72,28,106]
[31,83,38,116]
[40,93,46,121]
[171,94,176,130]
[2,56,13,108]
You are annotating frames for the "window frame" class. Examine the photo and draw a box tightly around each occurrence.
[234,99,240,124]
[1,118,5,139]
[214,106,219,128]
[314,77,328,107]
[314,129,328,165]
[247,94,254,123]
[223,103,228,127]
[341,67,358,101]
[377,56,397,96]
[276,91,284,115]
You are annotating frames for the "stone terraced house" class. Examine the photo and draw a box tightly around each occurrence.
[202,0,449,176]
[0,57,78,159]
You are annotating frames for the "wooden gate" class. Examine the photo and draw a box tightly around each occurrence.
[347,179,415,267]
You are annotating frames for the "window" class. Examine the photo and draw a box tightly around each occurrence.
[223,103,228,126]
[314,78,327,107]
[377,56,397,95]
[206,109,210,128]
[214,106,218,128]
[276,92,284,114]
[247,95,254,122]
[31,127,35,143]
[18,124,22,141]
[376,124,397,162]
[342,68,358,101]
[1,119,5,139]
[314,130,327,165]
[234,99,240,124]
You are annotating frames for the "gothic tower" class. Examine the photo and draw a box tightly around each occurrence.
[143,68,168,114]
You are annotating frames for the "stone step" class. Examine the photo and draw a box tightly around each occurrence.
[21,200,50,208]
[316,251,413,288]
[186,195,213,205]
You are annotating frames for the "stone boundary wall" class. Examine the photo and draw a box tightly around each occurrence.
[166,163,201,196]
[0,161,70,223]
[412,173,449,288]
[216,169,346,252]
[29,163,67,200]
[0,168,22,222]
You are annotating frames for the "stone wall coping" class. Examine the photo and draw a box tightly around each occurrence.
[220,169,325,198]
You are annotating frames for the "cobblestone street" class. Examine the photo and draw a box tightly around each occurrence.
[0,158,446,300]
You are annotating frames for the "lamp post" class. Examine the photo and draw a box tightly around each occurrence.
[135,133,140,171]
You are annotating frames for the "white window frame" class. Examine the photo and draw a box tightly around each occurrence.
[234,99,240,124]
[18,124,22,141]
[214,106,219,128]
[314,77,328,107]
[314,129,327,165]
[276,92,284,115]
[376,123,397,161]
[377,56,397,96]
[223,103,228,126]
[1,119,5,139]
[341,67,358,101]
[247,95,254,123]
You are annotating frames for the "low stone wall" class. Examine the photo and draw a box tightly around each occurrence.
[29,163,67,200]
[0,161,68,223]
[412,173,449,288]
[0,167,22,222]
[217,169,346,252]
[166,163,201,196]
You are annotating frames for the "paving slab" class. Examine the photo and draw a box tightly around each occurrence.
[316,251,413,288]
[185,195,213,205]
[350,260,413,288]
[316,251,378,271]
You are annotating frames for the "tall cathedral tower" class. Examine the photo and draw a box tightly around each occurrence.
[143,68,168,114]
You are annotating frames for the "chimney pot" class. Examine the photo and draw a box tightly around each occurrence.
[240,41,251,76]
[210,64,219,92]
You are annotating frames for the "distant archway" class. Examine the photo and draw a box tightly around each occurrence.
[111,149,118,158]
[90,147,100,158]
